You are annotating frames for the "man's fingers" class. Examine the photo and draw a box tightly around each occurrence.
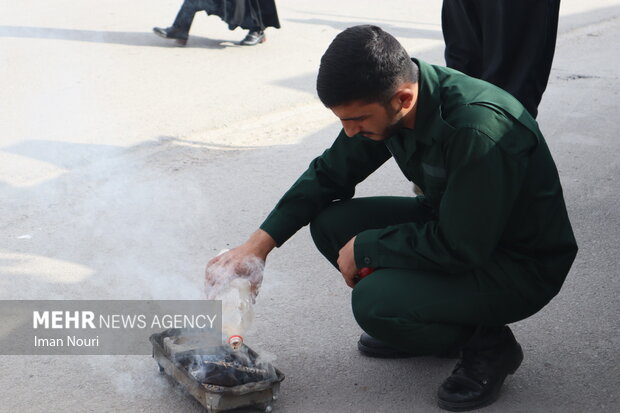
[336,256,345,274]
[209,253,225,264]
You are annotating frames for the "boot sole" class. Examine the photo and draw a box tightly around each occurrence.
[437,343,524,412]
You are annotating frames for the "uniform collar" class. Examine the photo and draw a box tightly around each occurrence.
[392,58,441,159]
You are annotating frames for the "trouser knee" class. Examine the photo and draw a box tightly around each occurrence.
[309,204,349,268]
[309,220,337,268]
[311,197,433,272]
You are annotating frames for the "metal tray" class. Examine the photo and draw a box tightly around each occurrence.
[150,329,284,413]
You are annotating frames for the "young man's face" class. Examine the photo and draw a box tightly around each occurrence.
[331,100,403,141]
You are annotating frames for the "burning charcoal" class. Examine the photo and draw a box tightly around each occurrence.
[202,354,271,385]
[181,347,273,386]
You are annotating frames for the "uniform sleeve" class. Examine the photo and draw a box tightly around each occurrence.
[354,128,529,273]
[260,130,392,246]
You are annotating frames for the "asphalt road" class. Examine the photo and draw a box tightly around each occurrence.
[1,1,619,412]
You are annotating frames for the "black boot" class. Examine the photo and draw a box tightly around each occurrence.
[153,26,189,46]
[437,326,523,411]
[240,30,266,46]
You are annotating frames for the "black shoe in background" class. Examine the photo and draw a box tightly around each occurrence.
[437,326,524,411]
[240,30,266,46]
[357,333,415,358]
[153,26,189,46]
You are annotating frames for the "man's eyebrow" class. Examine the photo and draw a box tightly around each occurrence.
[340,115,368,121]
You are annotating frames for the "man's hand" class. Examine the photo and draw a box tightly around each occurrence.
[205,229,276,298]
[337,236,359,288]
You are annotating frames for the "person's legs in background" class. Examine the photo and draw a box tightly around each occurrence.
[442,0,483,78]
[239,0,280,45]
[478,0,560,118]
[153,0,280,47]
[442,0,561,118]
[153,0,213,46]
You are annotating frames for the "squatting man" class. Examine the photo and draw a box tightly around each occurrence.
[205,26,577,411]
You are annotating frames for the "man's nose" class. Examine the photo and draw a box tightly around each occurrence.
[342,122,360,137]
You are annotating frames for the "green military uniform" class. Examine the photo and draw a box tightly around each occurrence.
[260,59,578,355]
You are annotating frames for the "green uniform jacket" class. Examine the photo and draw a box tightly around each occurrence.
[260,59,577,298]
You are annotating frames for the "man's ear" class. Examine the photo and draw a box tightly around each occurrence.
[397,86,415,110]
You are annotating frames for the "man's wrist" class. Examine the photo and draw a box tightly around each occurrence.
[248,229,277,258]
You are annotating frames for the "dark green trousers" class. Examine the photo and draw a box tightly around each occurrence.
[310,197,549,356]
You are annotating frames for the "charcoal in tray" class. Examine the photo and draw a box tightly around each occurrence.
[176,347,271,386]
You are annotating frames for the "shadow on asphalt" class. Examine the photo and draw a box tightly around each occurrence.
[0,25,237,49]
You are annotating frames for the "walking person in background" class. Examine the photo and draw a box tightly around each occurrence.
[153,0,280,46]
[442,0,561,118]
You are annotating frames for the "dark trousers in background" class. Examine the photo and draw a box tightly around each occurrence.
[173,0,218,32]
[310,197,550,356]
[173,0,280,33]
[442,0,561,118]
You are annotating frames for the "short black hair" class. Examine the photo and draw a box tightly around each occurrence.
[317,25,418,108]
